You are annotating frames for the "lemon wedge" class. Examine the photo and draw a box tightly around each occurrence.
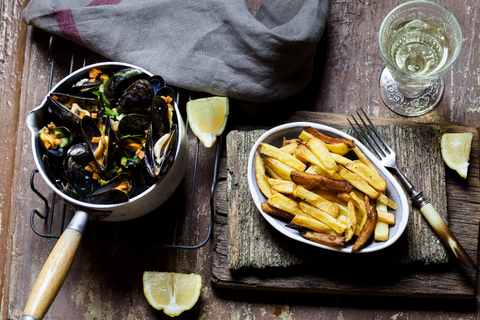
[143,271,202,317]
[441,133,473,179]
[186,96,229,148]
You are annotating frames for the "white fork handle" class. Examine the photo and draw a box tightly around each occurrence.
[420,203,477,269]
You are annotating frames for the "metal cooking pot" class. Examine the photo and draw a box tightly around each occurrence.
[21,62,188,320]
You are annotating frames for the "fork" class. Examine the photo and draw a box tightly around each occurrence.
[348,108,477,270]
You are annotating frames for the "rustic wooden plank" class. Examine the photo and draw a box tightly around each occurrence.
[212,111,479,298]
[226,124,449,269]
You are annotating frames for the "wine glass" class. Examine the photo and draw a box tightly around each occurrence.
[378,0,462,116]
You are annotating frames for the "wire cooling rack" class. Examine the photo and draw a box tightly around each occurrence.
[28,35,219,249]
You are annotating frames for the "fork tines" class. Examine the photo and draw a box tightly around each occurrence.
[347,108,391,160]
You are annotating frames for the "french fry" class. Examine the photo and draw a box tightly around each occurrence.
[311,189,348,207]
[345,161,387,192]
[293,186,339,217]
[280,142,298,155]
[307,164,344,181]
[378,192,398,210]
[261,202,295,221]
[264,157,295,181]
[291,171,353,193]
[337,165,379,199]
[349,192,367,216]
[306,138,337,175]
[267,192,305,216]
[294,144,324,168]
[271,182,296,195]
[377,209,395,225]
[374,200,389,241]
[299,130,314,142]
[336,204,348,225]
[299,202,346,234]
[324,142,350,155]
[268,178,289,186]
[290,215,337,235]
[259,142,306,171]
[265,165,283,179]
[344,198,357,242]
[352,146,378,174]
[255,126,397,249]
[305,126,356,148]
[255,151,273,199]
[298,229,346,246]
[337,192,350,203]
[331,153,352,166]
[352,196,377,253]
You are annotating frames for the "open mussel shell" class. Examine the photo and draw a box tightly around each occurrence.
[148,75,165,95]
[71,77,104,96]
[115,79,154,114]
[86,173,135,204]
[145,123,177,178]
[81,115,116,172]
[37,125,73,158]
[49,93,105,124]
[43,155,82,201]
[47,96,82,130]
[151,86,175,138]
[118,113,152,135]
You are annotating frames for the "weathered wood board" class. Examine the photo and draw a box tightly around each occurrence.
[212,111,480,298]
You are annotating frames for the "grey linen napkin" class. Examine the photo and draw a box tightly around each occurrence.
[22,0,328,102]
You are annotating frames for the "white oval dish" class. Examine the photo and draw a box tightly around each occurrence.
[247,122,409,253]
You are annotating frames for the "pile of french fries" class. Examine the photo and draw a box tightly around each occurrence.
[255,126,397,253]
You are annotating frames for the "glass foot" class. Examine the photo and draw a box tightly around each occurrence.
[379,67,444,117]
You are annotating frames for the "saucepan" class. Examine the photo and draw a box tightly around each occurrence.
[22,62,189,320]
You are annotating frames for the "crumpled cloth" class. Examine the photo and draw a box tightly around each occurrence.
[22,0,328,102]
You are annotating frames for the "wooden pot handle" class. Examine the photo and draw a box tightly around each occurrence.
[21,209,90,320]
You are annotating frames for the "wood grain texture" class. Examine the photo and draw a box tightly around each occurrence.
[23,228,83,320]
[212,111,479,298]
[4,0,480,319]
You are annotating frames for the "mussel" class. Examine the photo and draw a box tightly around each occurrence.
[115,79,154,114]
[47,93,104,129]
[39,66,179,205]
[103,68,148,104]
[81,115,116,172]
[86,173,135,204]
[38,124,73,158]
[67,143,93,165]
[118,135,146,168]
[118,113,152,135]
[65,156,95,198]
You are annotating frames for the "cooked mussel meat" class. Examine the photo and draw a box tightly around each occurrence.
[81,115,116,172]
[38,123,73,157]
[145,123,177,178]
[118,135,146,167]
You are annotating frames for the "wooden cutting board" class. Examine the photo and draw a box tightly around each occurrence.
[211,111,480,298]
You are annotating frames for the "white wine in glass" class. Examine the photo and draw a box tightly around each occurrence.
[378,1,462,116]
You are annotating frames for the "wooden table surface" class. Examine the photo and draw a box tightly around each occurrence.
[2,0,480,319]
